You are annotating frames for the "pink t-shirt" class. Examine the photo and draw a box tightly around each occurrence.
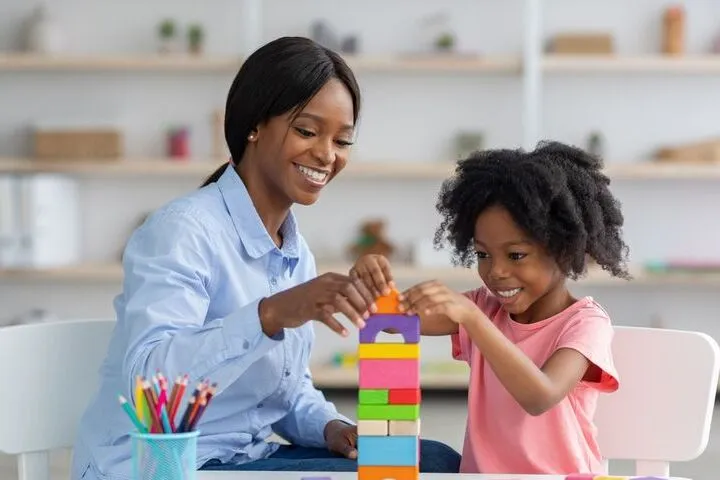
[451,287,619,475]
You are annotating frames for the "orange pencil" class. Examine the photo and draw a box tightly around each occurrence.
[168,375,181,411]
[169,375,188,430]
[187,395,208,431]
[189,383,216,431]
[186,384,207,428]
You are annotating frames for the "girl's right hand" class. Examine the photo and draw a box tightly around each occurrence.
[349,254,395,298]
[258,272,376,337]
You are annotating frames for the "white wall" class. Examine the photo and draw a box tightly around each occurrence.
[1,0,720,364]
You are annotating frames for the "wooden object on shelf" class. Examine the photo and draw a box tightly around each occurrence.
[33,128,122,160]
[662,5,685,55]
[654,138,720,163]
[549,33,614,55]
[212,109,225,159]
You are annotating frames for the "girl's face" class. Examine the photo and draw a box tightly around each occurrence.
[473,205,571,324]
[250,77,356,206]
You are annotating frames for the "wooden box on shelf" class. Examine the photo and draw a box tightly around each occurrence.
[549,33,614,55]
[33,128,123,161]
[654,138,720,163]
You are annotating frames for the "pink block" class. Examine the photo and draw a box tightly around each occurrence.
[359,359,419,389]
[565,475,597,480]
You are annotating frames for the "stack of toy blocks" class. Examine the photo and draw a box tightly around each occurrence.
[357,290,421,480]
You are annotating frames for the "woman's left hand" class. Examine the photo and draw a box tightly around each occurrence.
[324,420,358,459]
[400,280,480,325]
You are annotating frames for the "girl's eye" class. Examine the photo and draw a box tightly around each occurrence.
[475,251,489,260]
[336,139,354,148]
[509,252,527,261]
[294,127,315,137]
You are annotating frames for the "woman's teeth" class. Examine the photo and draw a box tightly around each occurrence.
[497,288,521,298]
[297,164,329,184]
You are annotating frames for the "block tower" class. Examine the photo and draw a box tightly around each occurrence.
[357,290,421,480]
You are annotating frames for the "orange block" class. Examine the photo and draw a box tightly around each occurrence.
[358,465,419,480]
[375,289,401,314]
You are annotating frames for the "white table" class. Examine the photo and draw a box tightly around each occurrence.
[197,472,690,479]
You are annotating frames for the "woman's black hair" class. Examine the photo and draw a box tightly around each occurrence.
[201,36,361,186]
[434,141,630,280]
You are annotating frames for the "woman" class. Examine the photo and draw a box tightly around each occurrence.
[71,36,460,479]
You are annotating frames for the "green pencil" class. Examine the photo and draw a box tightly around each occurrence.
[119,395,149,433]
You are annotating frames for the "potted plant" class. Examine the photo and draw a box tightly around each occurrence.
[188,24,205,54]
[435,32,455,52]
[158,19,177,53]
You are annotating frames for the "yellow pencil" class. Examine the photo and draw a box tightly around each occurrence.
[134,376,146,424]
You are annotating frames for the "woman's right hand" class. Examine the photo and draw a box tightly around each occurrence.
[258,272,377,337]
[349,254,395,298]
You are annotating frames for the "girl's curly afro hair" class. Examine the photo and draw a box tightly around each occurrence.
[434,141,630,280]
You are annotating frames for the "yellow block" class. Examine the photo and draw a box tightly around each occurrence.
[358,343,420,359]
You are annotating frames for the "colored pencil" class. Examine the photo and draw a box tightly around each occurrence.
[134,376,146,425]
[169,375,188,431]
[168,375,181,412]
[177,396,196,432]
[119,395,148,433]
[122,371,218,434]
[187,395,208,431]
[142,379,162,433]
[185,383,207,429]
[188,383,216,431]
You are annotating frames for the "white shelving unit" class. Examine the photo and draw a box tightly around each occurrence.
[2,0,720,389]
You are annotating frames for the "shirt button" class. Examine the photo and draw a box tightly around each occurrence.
[242,340,249,349]
[284,370,290,377]
[270,277,277,286]
[257,403,264,408]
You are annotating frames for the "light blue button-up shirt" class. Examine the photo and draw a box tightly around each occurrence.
[71,165,350,480]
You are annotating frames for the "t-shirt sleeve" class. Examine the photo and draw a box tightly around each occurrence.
[450,288,488,363]
[556,313,619,393]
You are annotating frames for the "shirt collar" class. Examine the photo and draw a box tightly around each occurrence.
[217,164,301,263]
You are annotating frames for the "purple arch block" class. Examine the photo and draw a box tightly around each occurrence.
[359,314,420,344]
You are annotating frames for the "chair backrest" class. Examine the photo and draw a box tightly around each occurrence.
[0,319,115,454]
[596,326,720,476]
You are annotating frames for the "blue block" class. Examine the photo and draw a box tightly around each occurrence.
[357,435,418,466]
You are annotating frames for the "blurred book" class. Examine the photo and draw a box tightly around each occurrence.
[0,174,80,268]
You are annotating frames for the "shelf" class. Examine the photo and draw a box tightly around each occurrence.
[4,261,720,287]
[0,157,456,180]
[0,53,244,72]
[345,54,521,73]
[310,365,469,390]
[605,162,720,179]
[4,157,720,180]
[543,55,720,74]
[0,53,520,74]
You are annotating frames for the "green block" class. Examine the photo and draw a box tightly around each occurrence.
[357,404,420,421]
[358,389,388,405]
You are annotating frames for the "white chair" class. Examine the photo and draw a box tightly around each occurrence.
[0,319,116,480]
[596,326,720,477]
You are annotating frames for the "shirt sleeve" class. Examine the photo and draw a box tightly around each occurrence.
[556,312,620,393]
[272,366,354,447]
[120,207,283,399]
[270,245,352,447]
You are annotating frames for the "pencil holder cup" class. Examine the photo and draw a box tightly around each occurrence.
[130,431,199,480]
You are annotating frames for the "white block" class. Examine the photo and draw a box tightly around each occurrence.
[389,419,421,436]
[357,420,388,436]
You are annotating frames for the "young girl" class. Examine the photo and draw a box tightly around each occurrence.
[351,141,630,475]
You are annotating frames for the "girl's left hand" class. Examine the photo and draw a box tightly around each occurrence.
[400,280,480,325]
